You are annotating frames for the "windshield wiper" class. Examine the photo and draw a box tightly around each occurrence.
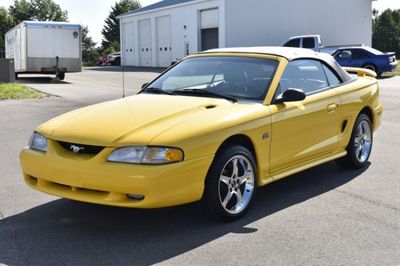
[140,87,174,95]
[173,88,237,103]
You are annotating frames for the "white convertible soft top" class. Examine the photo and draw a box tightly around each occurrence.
[201,46,353,83]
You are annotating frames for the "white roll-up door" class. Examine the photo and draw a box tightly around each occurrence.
[200,8,219,51]
[156,16,172,67]
[138,19,152,67]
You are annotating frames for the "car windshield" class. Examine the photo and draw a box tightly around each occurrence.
[145,56,278,102]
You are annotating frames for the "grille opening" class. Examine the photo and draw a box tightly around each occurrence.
[49,181,109,196]
[76,187,108,196]
[58,141,104,155]
[52,182,72,191]
[27,175,38,186]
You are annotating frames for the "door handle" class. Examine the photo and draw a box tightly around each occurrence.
[327,103,338,113]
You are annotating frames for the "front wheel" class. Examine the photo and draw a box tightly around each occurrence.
[336,114,373,168]
[204,145,257,221]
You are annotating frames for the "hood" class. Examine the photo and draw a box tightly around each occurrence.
[37,94,231,146]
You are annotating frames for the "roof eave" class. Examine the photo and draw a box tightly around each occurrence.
[117,0,209,19]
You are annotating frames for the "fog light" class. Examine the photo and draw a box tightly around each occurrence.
[127,194,145,200]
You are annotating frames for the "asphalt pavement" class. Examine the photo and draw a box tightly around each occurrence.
[0,68,399,266]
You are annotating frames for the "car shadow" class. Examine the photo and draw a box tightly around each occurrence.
[86,66,165,73]
[17,77,72,85]
[377,75,397,80]
[0,161,369,266]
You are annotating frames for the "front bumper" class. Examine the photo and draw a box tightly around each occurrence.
[20,141,214,208]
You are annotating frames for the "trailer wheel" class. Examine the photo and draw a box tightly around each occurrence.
[57,72,65,80]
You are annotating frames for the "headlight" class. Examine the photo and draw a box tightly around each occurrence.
[107,146,184,164]
[28,132,48,152]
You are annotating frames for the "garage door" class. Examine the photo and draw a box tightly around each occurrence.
[156,16,172,67]
[138,19,152,67]
[200,9,219,51]
[123,21,134,66]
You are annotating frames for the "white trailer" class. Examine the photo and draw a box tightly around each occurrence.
[5,21,82,80]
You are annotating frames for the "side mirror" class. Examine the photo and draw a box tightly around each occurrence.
[141,83,149,89]
[274,88,306,104]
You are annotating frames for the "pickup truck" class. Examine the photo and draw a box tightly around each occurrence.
[282,35,363,54]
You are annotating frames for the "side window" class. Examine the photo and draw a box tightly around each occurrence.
[322,64,341,87]
[336,50,352,60]
[303,38,315,49]
[284,39,300,48]
[351,49,369,59]
[278,60,329,96]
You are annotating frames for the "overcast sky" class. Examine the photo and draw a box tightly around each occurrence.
[1,0,399,45]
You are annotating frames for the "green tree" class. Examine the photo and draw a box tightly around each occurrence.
[9,0,31,23]
[81,26,98,65]
[372,9,400,56]
[101,0,141,51]
[0,7,15,58]
[9,0,68,24]
[30,0,68,21]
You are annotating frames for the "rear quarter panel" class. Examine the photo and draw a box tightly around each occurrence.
[335,76,381,150]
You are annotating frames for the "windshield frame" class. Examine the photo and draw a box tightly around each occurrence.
[140,54,281,104]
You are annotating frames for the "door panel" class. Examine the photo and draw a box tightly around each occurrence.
[201,28,219,51]
[123,21,134,66]
[156,16,172,67]
[270,89,341,173]
[200,8,219,51]
[138,19,152,67]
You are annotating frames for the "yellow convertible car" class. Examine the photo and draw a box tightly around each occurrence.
[20,47,383,221]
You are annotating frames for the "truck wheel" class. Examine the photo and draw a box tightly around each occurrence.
[204,145,257,221]
[57,72,65,80]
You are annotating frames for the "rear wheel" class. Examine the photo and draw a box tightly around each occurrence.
[204,145,257,221]
[336,114,373,168]
[363,64,377,73]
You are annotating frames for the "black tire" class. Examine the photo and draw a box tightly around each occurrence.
[363,64,377,73]
[111,57,121,66]
[204,145,257,221]
[336,113,373,169]
[57,72,65,80]
[15,73,18,80]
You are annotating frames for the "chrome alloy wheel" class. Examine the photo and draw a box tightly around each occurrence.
[218,155,255,214]
[354,120,372,163]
